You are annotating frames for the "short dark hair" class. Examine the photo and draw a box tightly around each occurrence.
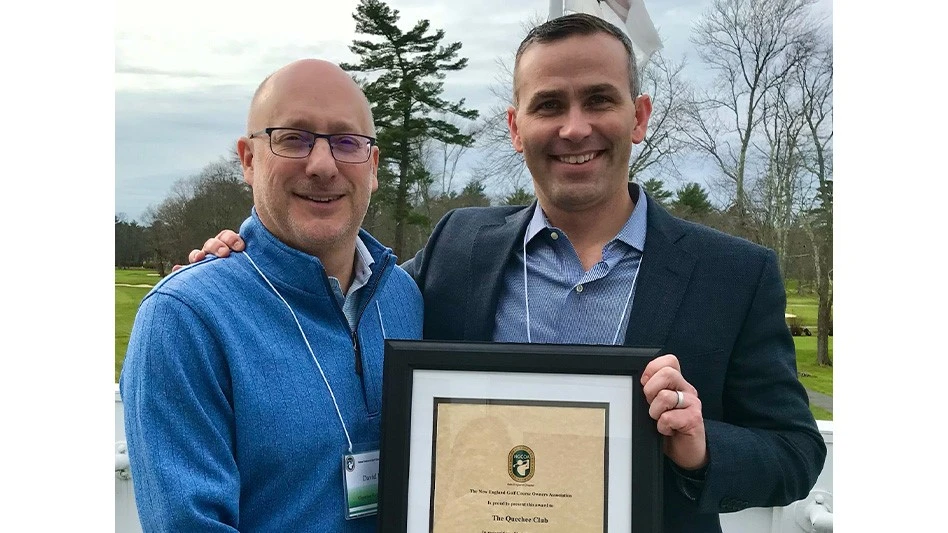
[513,13,639,103]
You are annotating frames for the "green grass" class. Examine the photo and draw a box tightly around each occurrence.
[784,279,831,328]
[116,268,162,286]
[794,335,833,422]
[785,301,818,326]
[785,281,834,421]
[811,406,832,421]
[794,336,833,395]
[115,268,157,381]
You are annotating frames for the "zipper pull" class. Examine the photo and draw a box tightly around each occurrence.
[353,331,362,376]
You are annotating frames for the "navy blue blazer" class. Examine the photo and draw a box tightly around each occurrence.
[401,184,827,533]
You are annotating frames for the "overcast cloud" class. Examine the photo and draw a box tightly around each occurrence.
[115,0,832,222]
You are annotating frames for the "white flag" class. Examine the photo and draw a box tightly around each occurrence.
[562,0,663,68]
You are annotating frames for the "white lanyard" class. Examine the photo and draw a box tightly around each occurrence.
[242,251,354,453]
[522,232,640,345]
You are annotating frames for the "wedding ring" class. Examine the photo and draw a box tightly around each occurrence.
[674,390,685,409]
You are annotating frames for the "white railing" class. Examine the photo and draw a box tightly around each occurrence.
[115,386,143,533]
[115,385,833,532]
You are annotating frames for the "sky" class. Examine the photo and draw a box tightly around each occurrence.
[115,0,833,222]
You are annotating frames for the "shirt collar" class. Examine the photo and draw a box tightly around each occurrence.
[524,184,647,252]
[329,235,375,298]
[352,236,375,286]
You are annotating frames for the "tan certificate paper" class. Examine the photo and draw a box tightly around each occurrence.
[429,399,608,533]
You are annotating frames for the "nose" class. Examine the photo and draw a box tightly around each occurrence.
[559,106,592,142]
[305,138,338,178]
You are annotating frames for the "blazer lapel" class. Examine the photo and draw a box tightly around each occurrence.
[624,195,696,349]
[466,205,534,341]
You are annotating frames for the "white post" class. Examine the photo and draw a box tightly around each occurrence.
[549,0,563,19]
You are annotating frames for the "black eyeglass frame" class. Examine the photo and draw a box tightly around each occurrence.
[248,127,377,163]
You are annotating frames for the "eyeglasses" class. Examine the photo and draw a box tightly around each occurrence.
[248,127,377,163]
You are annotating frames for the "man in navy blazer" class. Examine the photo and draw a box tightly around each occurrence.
[189,13,826,533]
[400,183,825,532]
[399,13,826,533]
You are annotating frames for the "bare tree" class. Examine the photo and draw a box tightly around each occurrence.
[467,15,547,198]
[394,116,485,255]
[470,57,531,197]
[629,52,693,182]
[143,157,251,272]
[746,23,833,367]
[686,0,819,236]
[418,114,484,199]
[794,33,833,367]
[750,70,811,273]
[143,183,190,276]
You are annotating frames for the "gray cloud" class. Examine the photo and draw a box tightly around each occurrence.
[116,86,250,220]
[115,64,217,79]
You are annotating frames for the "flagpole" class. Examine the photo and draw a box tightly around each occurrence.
[549,0,563,19]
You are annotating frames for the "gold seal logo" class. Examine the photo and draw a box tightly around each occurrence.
[508,445,535,483]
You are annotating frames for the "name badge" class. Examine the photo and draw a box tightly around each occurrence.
[342,445,380,519]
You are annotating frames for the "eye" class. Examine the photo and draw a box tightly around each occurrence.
[587,94,613,107]
[332,135,363,152]
[533,100,562,114]
[272,131,308,144]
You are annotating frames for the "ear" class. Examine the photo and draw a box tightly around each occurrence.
[237,137,255,186]
[369,145,380,193]
[507,106,524,153]
[631,94,653,144]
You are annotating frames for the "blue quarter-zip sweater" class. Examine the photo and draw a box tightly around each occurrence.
[120,212,423,532]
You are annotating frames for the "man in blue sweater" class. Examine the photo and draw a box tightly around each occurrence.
[120,59,423,532]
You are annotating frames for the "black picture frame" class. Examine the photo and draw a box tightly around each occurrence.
[377,340,663,533]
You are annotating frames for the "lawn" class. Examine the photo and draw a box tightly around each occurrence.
[794,335,833,421]
[115,269,159,381]
[785,280,834,420]
[116,268,162,286]
[784,279,831,329]
[794,336,833,396]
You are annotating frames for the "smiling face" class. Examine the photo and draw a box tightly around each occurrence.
[507,32,651,218]
[237,59,379,259]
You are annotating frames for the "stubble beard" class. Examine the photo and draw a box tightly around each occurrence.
[534,149,628,215]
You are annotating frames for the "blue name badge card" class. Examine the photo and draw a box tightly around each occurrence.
[342,445,380,519]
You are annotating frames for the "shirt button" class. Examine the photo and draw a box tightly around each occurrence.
[576,284,583,293]
[550,232,559,240]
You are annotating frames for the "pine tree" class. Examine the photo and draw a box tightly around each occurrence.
[673,182,714,217]
[341,0,478,258]
[503,186,535,207]
[639,177,674,206]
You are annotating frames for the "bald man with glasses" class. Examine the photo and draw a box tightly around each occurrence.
[119,59,423,532]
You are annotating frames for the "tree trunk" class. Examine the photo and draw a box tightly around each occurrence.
[816,294,832,366]
[816,253,832,367]
[393,151,410,260]
[802,217,832,367]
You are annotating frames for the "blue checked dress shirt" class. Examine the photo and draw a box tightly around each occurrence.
[493,186,648,344]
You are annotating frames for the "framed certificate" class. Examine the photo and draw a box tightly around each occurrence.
[378,340,663,533]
